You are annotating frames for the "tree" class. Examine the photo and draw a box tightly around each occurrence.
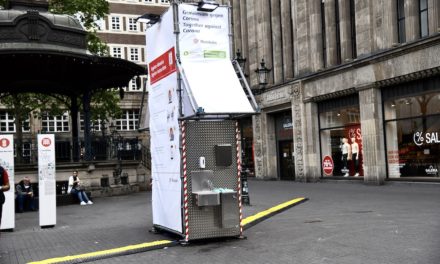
[49,0,109,55]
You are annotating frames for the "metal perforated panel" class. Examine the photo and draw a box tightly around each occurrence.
[185,120,240,240]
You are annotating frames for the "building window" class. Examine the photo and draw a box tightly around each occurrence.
[144,0,154,2]
[0,112,30,132]
[128,77,141,91]
[111,47,123,59]
[335,0,341,64]
[419,0,429,38]
[130,48,140,62]
[384,90,440,178]
[349,0,357,58]
[95,18,105,31]
[80,114,102,132]
[128,18,139,32]
[22,118,30,132]
[321,0,327,68]
[319,95,362,177]
[397,0,406,43]
[42,112,70,132]
[22,142,32,163]
[0,111,15,132]
[111,16,121,31]
[160,0,169,3]
[115,110,139,131]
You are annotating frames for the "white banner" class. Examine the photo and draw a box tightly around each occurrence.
[0,135,14,230]
[178,4,254,114]
[147,7,182,233]
[182,60,254,113]
[38,134,56,227]
[179,4,230,61]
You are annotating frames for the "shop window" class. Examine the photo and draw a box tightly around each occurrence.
[240,118,254,177]
[384,91,440,178]
[319,96,363,177]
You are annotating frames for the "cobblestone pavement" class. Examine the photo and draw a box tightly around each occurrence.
[1,180,439,264]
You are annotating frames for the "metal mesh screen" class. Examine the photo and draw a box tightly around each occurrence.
[185,120,240,240]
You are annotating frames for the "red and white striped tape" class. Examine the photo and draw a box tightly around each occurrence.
[236,121,243,236]
[182,121,189,241]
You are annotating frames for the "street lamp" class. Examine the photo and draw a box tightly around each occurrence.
[235,49,248,78]
[197,0,219,12]
[235,49,247,70]
[255,58,271,86]
[136,13,161,25]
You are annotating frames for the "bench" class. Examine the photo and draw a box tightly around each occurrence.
[57,192,92,206]
[15,181,92,210]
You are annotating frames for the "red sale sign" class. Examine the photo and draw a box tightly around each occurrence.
[323,155,334,176]
[149,47,177,85]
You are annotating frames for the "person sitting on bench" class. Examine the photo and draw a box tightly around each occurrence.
[16,177,36,213]
[68,170,93,206]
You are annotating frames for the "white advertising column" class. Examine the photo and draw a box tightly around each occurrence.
[147,8,183,233]
[0,135,15,231]
[38,134,56,228]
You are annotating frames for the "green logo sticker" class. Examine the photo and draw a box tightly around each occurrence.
[203,50,226,58]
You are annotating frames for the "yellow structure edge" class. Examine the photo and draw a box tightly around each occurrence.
[242,197,306,227]
[27,240,174,264]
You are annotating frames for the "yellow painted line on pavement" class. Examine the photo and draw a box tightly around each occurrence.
[28,198,307,263]
[242,197,307,228]
[27,240,174,264]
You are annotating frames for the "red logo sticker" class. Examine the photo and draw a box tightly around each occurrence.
[41,138,51,147]
[0,138,10,148]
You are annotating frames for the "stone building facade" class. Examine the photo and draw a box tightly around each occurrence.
[230,0,440,184]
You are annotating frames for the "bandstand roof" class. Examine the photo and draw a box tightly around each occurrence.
[0,0,146,96]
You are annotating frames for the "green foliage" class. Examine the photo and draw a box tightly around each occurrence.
[89,90,122,123]
[49,0,109,55]
[49,0,109,29]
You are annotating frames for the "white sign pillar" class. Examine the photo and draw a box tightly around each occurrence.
[0,135,15,231]
[38,134,56,228]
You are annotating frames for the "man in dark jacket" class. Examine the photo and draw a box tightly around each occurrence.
[0,165,11,226]
[16,177,36,213]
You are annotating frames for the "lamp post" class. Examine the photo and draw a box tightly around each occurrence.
[235,49,246,70]
[108,122,123,184]
[235,49,247,78]
[100,120,107,138]
[254,58,271,93]
[197,0,219,12]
